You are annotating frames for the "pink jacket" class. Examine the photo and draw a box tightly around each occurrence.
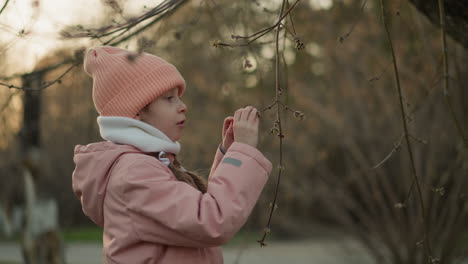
[72,141,272,263]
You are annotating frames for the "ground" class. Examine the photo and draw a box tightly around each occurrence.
[0,238,373,264]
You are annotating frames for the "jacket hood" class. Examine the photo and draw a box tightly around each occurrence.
[72,141,141,227]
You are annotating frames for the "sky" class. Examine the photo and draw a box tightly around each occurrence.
[0,0,164,75]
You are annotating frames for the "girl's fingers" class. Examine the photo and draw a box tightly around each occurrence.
[234,109,241,122]
[249,108,258,122]
[223,117,233,133]
[254,110,260,121]
[234,106,257,123]
[243,106,254,121]
[244,107,257,123]
[237,107,247,121]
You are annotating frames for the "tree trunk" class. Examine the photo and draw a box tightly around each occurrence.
[20,73,65,264]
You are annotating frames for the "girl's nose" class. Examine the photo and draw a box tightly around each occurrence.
[179,101,187,113]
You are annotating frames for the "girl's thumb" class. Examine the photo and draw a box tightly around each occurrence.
[227,123,234,134]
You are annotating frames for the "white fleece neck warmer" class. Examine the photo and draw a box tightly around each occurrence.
[97,116,181,155]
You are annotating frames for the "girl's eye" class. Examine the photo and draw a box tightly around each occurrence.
[166,96,173,100]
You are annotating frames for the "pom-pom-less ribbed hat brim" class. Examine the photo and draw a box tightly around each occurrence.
[98,65,185,118]
[84,46,186,118]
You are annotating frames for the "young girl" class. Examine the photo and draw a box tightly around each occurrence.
[72,46,272,263]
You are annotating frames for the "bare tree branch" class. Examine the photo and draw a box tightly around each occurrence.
[214,0,301,48]
[0,0,188,112]
[379,0,434,259]
[0,0,10,16]
[60,0,185,43]
[257,0,288,247]
[339,0,369,43]
[437,0,468,149]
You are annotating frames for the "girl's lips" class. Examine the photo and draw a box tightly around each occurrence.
[177,120,185,127]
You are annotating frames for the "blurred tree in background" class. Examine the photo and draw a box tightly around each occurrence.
[0,0,467,263]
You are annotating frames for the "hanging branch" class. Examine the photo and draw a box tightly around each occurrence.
[379,0,434,261]
[257,0,287,247]
[437,0,468,149]
[0,0,10,16]
[339,0,369,43]
[212,0,302,48]
[0,58,77,82]
[0,90,19,113]
[0,0,188,112]
[212,0,304,246]
[371,58,447,170]
[106,1,184,46]
[0,61,80,94]
[60,0,185,42]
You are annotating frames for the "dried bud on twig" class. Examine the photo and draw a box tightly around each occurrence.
[244,59,253,69]
[394,202,406,209]
[74,48,85,62]
[103,0,123,14]
[432,187,445,196]
[294,38,305,50]
[269,202,279,211]
[416,240,424,248]
[137,37,155,53]
[211,40,222,48]
[293,111,305,120]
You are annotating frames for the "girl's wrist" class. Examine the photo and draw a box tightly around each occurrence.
[219,144,226,154]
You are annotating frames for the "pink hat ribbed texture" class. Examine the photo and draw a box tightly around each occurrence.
[84,46,186,118]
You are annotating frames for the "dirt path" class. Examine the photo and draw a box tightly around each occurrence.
[0,238,373,264]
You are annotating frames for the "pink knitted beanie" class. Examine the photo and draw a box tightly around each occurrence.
[84,46,186,118]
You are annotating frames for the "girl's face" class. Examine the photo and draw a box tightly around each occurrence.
[137,87,187,142]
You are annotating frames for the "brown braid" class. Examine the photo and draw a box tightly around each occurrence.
[168,157,208,193]
[148,152,207,193]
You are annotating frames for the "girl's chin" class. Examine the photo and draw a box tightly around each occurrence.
[170,134,182,142]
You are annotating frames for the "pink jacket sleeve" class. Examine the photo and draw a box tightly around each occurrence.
[208,145,224,179]
[122,142,272,248]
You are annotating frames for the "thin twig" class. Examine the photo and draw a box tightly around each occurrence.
[287,0,297,37]
[6,63,79,91]
[0,82,21,89]
[257,0,288,247]
[368,59,393,84]
[379,0,433,258]
[260,101,278,113]
[108,0,186,46]
[0,59,75,81]
[437,0,468,149]
[0,0,10,16]
[62,0,183,40]
[0,0,186,92]
[218,0,301,48]
[28,63,80,91]
[339,0,368,43]
[0,90,20,113]
[372,134,404,169]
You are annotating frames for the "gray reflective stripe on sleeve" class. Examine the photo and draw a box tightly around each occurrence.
[222,157,242,167]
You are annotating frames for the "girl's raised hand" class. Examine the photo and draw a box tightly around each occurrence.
[221,116,234,152]
[233,106,259,148]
